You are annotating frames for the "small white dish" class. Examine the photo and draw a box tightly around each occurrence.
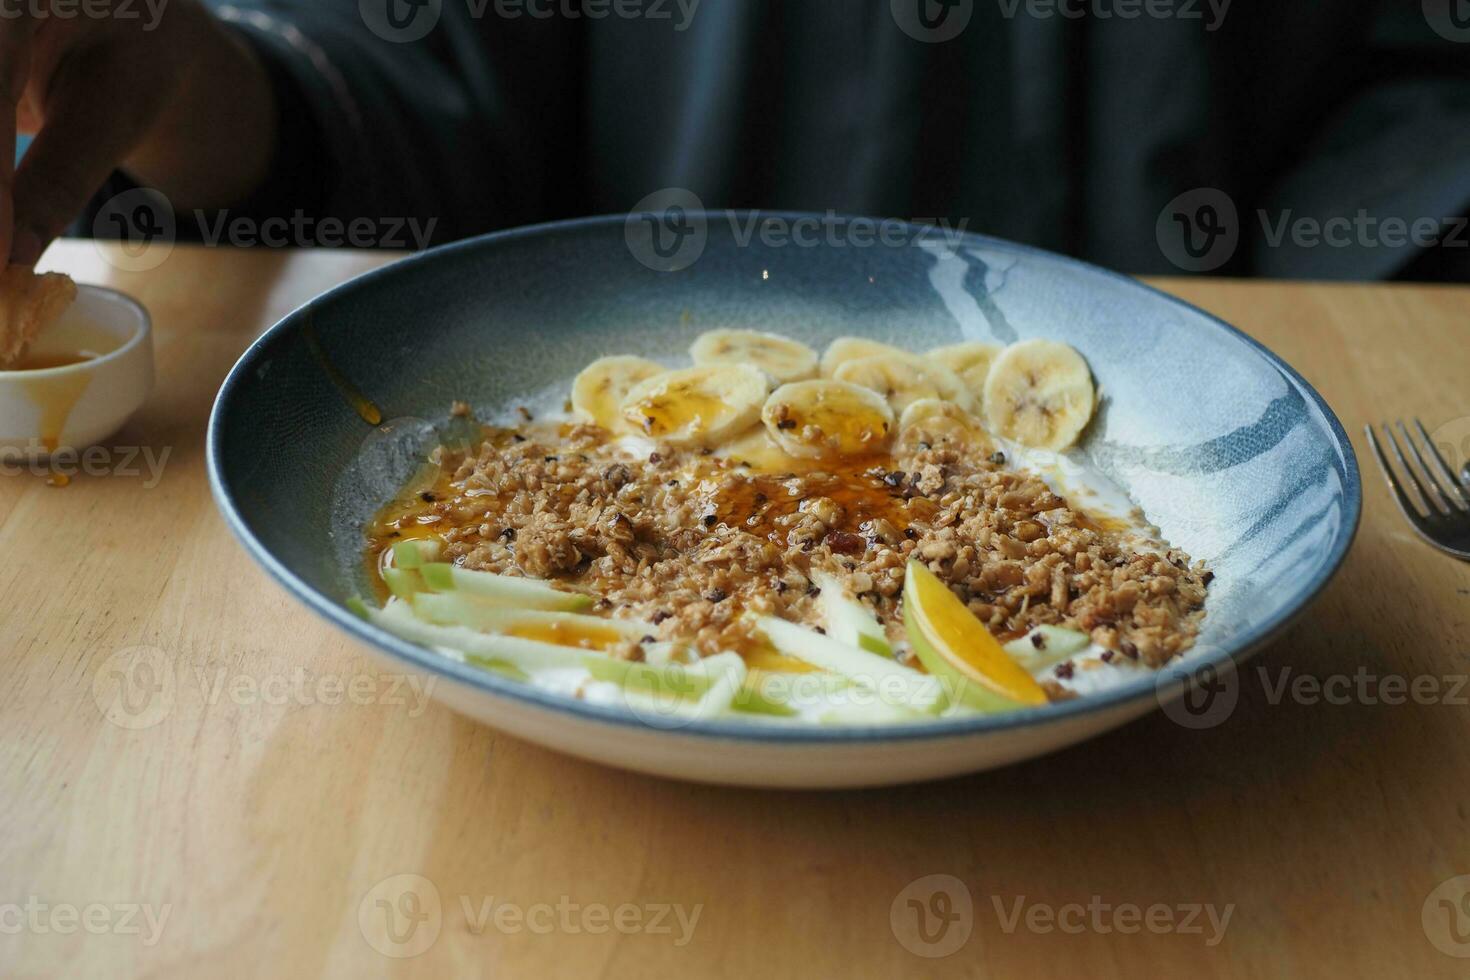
[0,285,154,457]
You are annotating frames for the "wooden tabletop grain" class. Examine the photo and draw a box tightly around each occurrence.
[3,241,1469,979]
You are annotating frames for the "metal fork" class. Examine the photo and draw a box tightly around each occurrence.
[1365,419,1470,560]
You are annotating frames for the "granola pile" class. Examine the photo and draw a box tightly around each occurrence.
[370,423,1209,690]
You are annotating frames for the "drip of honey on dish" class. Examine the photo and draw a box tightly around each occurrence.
[302,319,383,426]
[19,370,93,455]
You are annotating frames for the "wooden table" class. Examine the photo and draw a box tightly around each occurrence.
[4,241,1469,979]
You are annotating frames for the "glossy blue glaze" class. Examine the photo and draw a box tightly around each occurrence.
[207,214,1360,743]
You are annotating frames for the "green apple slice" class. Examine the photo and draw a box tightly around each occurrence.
[382,566,424,600]
[1002,626,1091,668]
[902,560,1048,712]
[364,599,601,670]
[757,615,943,713]
[419,563,593,611]
[811,570,892,656]
[410,592,653,639]
[390,537,442,569]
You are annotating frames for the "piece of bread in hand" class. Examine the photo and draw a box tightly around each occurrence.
[0,266,79,368]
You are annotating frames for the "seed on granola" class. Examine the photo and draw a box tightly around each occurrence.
[640,635,655,644]
[1030,632,1045,649]
[420,491,437,503]
[705,589,729,603]
[883,471,906,487]
[988,451,1007,465]
[1120,639,1139,660]
[702,514,717,527]
[649,452,662,463]
[1055,661,1075,679]
[652,610,672,624]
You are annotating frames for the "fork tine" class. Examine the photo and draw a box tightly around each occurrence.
[1396,421,1455,514]
[1382,423,1439,516]
[1366,424,1424,521]
[1411,418,1470,510]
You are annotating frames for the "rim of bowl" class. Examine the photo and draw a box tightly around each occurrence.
[208,212,1362,745]
[0,284,152,378]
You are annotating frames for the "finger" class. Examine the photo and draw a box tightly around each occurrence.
[12,43,159,264]
[0,19,39,265]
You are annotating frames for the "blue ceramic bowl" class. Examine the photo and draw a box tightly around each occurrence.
[207,213,1360,787]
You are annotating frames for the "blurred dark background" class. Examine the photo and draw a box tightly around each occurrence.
[73,0,1470,281]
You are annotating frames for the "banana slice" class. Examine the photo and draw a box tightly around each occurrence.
[897,398,995,455]
[833,353,977,415]
[818,337,907,377]
[982,339,1096,451]
[927,342,1001,400]
[571,355,666,432]
[690,329,818,384]
[761,380,894,458]
[620,364,770,447]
